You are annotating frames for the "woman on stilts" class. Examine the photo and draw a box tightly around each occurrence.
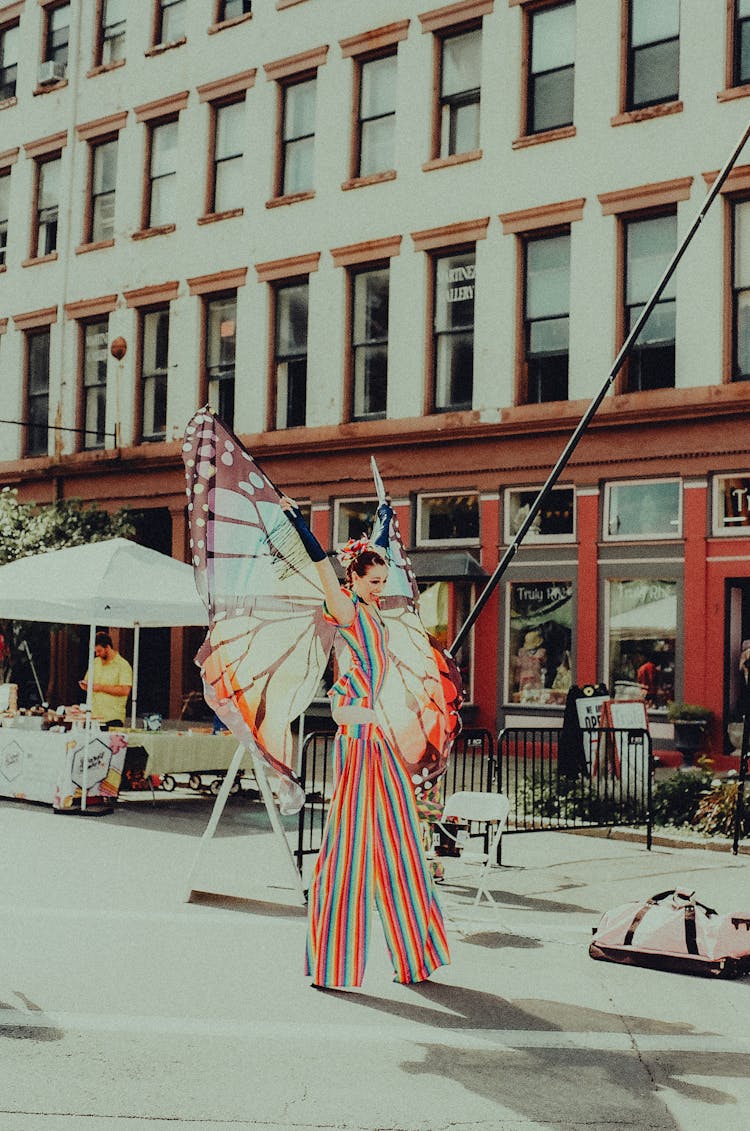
[283,499,451,990]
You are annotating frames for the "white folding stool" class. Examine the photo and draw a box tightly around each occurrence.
[438,791,510,907]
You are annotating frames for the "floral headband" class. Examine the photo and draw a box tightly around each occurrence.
[337,536,377,568]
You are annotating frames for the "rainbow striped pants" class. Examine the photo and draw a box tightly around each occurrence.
[305,722,450,988]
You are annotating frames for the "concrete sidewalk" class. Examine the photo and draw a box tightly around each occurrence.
[1,794,749,1131]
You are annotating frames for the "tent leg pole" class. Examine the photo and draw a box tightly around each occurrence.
[131,624,140,729]
[252,752,306,906]
[184,742,245,901]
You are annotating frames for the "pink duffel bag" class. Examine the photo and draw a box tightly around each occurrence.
[590,889,750,978]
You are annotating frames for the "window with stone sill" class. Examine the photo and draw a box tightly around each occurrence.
[155,0,185,46]
[0,171,9,267]
[626,0,679,111]
[438,27,481,158]
[82,318,109,450]
[26,328,51,457]
[88,138,118,244]
[34,156,61,258]
[624,212,677,391]
[433,249,475,411]
[211,100,245,214]
[274,280,308,428]
[356,53,397,178]
[523,231,570,403]
[351,265,389,420]
[732,199,750,380]
[0,22,18,101]
[218,0,252,21]
[527,2,575,135]
[734,0,750,87]
[147,120,178,228]
[43,3,70,67]
[141,307,170,440]
[205,293,237,429]
[281,77,316,196]
[97,0,126,66]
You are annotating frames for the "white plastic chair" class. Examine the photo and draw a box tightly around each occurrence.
[437,791,510,907]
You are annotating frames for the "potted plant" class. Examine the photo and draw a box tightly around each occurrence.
[667,702,713,766]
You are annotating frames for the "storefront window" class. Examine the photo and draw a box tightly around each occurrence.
[604,478,681,539]
[713,473,750,534]
[420,580,474,700]
[505,485,575,542]
[335,497,378,543]
[507,581,573,705]
[417,493,479,545]
[607,579,676,708]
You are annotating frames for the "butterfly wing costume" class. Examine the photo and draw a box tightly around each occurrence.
[182,408,462,816]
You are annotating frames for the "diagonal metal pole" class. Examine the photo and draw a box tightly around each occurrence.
[450,118,750,658]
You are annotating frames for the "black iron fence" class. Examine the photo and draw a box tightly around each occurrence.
[295,727,495,870]
[495,726,654,850]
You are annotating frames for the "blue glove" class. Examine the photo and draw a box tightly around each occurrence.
[285,505,327,563]
[372,502,393,550]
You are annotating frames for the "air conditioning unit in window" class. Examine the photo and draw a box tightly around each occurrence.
[38,60,67,85]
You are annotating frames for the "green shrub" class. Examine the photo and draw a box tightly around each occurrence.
[652,764,713,827]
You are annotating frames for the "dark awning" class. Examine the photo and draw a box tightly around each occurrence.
[403,550,487,582]
[331,549,485,582]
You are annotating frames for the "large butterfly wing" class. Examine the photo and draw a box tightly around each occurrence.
[183,408,335,814]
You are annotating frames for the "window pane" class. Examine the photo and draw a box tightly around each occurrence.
[92,192,115,242]
[84,320,108,386]
[354,346,387,418]
[630,299,675,346]
[527,235,570,318]
[608,578,676,708]
[354,269,389,343]
[529,316,569,355]
[734,201,750,285]
[607,481,680,537]
[632,39,679,105]
[151,122,178,176]
[28,331,50,393]
[283,136,313,194]
[207,296,237,370]
[284,79,316,139]
[160,0,185,42]
[445,99,480,155]
[506,487,575,540]
[104,0,127,23]
[361,55,396,117]
[359,116,395,176]
[736,290,750,375]
[631,0,679,46]
[531,3,576,73]
[435,332,473,409]
[215,101,244,160]
[740,21,750,85]
[419,494,479,542]
[144,310,169,372]
[441,29,481,97]
[38,159,60,210]
[143,375,167,437]
[214,156,243,212]
[531,66,574,132]
[0,174,9,221]
[275,358,307,428]
[741,0,750,15]
[508,581,574,706]
[93,139,117,194]
[0,24,18,66]
[336,500,378,543]
[435,252,475,331]
[626,215,676,303]
[149,175,175,226]
[276,283,308,353]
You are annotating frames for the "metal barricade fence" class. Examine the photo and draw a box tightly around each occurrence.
[495,726,654,850]
[295,727,495,871]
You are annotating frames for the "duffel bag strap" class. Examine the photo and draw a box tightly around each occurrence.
[683,903,700,955]
[623,890,693,947]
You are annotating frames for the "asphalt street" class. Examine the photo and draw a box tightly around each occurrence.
[1,792,749,1131]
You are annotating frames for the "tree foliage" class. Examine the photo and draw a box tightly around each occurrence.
[0,486,135,567]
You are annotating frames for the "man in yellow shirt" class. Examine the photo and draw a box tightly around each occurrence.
[79,632,133,725]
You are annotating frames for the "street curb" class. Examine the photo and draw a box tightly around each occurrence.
[565,825,750,856]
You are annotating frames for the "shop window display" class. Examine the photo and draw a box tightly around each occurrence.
[507,581,573,705]
[607,578,676,708]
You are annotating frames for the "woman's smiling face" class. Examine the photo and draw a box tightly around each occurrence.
[351,564,388,604]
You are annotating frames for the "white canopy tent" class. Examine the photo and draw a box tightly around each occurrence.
[0,539,208,801]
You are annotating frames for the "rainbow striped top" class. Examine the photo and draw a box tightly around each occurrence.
[324,590,388,712]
